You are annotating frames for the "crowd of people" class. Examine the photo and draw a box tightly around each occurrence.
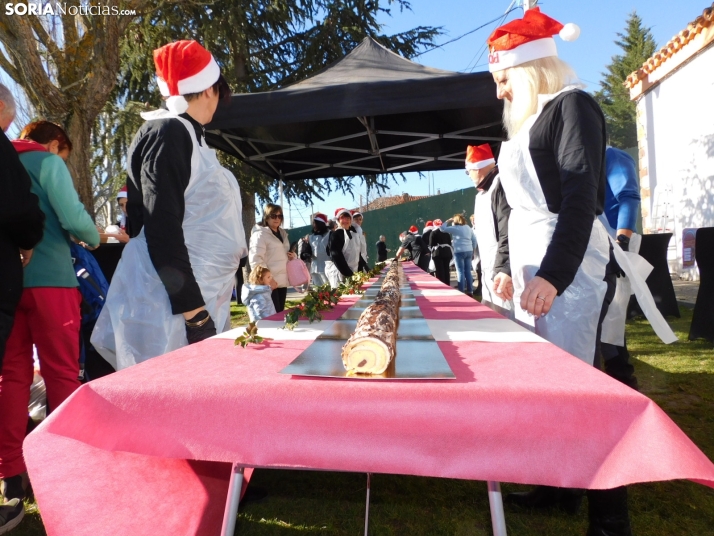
[0,8,665,535]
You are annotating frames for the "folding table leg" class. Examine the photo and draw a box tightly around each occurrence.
[487,481,508,536]
[364,473,372,536]
[221,464,245,536]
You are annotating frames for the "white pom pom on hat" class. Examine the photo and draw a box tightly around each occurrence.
[559,23,581,42]
[166,96,189,114]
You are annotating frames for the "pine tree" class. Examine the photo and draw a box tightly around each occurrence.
[114,0,440,230]
[594,12,657,149]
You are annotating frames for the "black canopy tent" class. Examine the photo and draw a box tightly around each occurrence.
[205,37,505,181]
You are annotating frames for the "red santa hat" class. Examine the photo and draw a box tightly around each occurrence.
[465,144,496,171]
[153,40,221,114]
[351,210,363,218]
[116,185,128,199]
[433,219,443,227]
[409,225,418,233]
[487,8,580,73]
[423,220,434,233]
[313,212,328,224]
[335,208,352,219]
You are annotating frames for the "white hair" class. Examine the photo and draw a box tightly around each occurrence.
[0,83,16,119]
[502,56,579,139]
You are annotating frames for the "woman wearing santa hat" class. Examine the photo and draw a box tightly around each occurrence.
[324,208,361,288]
[92,40,247,370]
[308,213,331,287]
[465,144,513,312]
[488,8,630,535]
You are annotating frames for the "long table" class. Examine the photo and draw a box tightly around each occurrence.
[24,263,714,535]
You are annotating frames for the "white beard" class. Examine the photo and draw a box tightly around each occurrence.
[503,93,538,139]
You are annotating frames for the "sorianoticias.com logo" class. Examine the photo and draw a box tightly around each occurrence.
[5,2,137,16]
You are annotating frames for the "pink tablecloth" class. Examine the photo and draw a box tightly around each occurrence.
[24,263,714,535]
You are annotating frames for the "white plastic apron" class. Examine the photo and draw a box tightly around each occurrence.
[353,222,368,261]
[473,176,513,312]
[325,228,360,288]
[597,216,677,345]
[92,111,247,370]
[497,88,610,365]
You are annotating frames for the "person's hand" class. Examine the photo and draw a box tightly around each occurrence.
[269,278,278,290]
[115,229,130,244]
[520,275,557,317]
[184,310,217,344]
[616,234,630,252]
[287,251,297,260]
[19,248,33,267]
[493,273,513,300]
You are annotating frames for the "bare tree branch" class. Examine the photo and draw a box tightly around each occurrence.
[0,47,20,83]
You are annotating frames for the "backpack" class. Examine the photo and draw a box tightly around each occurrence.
[70,243,109,324]
[70,243,112,380]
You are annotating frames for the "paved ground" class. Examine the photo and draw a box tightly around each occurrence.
[672,279,700,308]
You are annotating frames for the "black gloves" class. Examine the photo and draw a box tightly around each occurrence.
[616,234,630,252]
[185,310,217,345]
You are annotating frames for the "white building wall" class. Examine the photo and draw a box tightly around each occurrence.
[637,44,714,279]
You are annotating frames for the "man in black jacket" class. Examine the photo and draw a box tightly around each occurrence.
[0,85,44,371]
[375,235,389,262]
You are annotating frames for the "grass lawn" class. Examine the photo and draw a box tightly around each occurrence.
[11,306,714,535]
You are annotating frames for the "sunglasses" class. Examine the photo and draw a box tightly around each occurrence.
[269,213,284,220]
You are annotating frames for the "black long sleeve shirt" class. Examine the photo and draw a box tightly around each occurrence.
[0,129,45,251]
[126,113,205,314]
[328,227,354,278]
[479,168,511,278]
[528,90,607,294]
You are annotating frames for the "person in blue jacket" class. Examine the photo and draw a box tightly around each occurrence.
[599,146,641,389]
[440,215,478,294]
[241,266,277,322]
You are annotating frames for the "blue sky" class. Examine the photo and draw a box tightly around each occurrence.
[284,0,709,228]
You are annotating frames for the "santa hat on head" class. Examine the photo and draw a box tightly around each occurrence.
[487,7,580,73]
[153,40,221,114]
[409,225,418,233]
[423,220,434,233]
[433,219,443,227]
[351,210,362,218]
[116,185,128,199]
[465,144,496,171]
[335,208,352,219]
[313,212,328,224]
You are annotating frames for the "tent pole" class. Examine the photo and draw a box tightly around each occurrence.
[279,172,284,210]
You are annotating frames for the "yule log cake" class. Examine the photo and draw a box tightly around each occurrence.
[341,263,402,375]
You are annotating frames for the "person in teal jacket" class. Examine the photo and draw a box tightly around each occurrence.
[0,121,99,503]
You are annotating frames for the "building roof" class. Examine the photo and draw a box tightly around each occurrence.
[355,193,429,212]
[626,3,714,99]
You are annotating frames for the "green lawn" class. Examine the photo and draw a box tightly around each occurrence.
[12,306,714,535]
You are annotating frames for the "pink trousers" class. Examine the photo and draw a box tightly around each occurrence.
[0,287,82,478]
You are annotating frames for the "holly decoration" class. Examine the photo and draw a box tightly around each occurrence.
[234,322,266,348]
[283,262,388,329]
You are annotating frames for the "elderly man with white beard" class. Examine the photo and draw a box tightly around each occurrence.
[486,8,631,536]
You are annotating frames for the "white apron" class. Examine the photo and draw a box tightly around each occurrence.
[498,88,610,365]
[353,222,368,261]
[598,217,677,346]
[309,231,330,286]
[325,228,360,288]
[92,112,247,370]
[473,175,513,312]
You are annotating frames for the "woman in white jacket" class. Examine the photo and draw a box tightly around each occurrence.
[249,203,296,312]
